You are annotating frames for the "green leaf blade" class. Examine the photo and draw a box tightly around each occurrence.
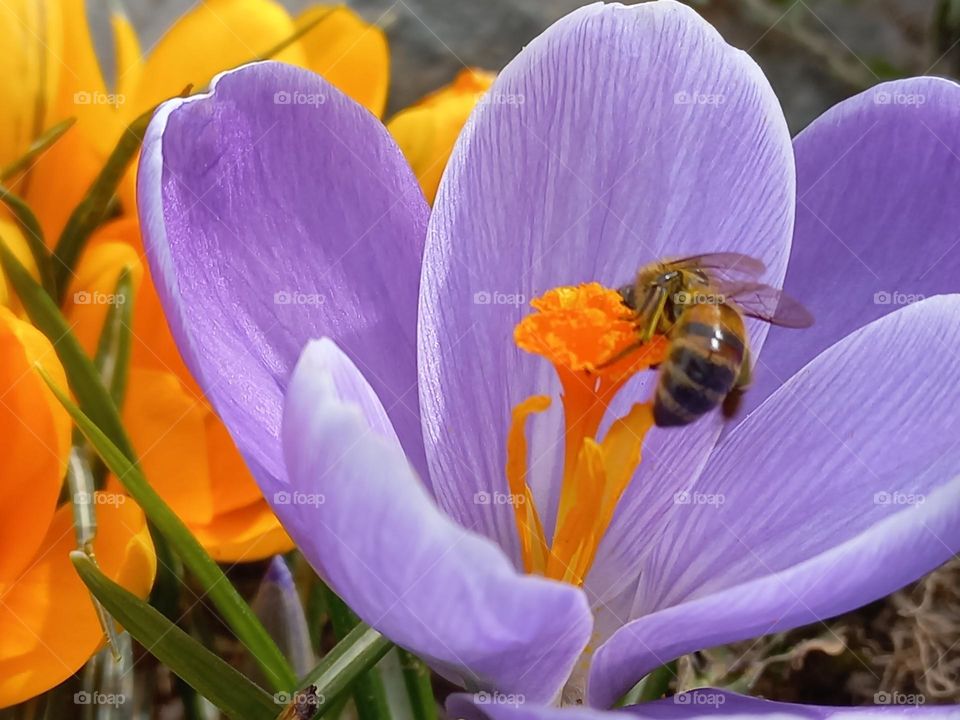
[322,585,392,720]
[93,267,135,406]
[300,624,393,719]
[0,117,76,182]
[71,553,278,720]
[53,107,153,296]
[0,185,57,297]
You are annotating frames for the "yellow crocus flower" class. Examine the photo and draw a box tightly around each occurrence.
[0,307,156,709]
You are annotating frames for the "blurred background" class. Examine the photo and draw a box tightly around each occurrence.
[97,0,960,130]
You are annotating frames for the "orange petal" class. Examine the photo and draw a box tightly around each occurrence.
[20,123,106,245]
[0,496,156,708]
[115,367,214,526]
[112,12,144,131]
[206,412,270,515]
[190,500,293,563]
[19,0,122,242]
[0,0,62,168]
[387,69,494,203]
[129,262,202,396]
[131,0,306,119]
[294,5,389,117]
[63,235,144,358]
[0,308,70,584]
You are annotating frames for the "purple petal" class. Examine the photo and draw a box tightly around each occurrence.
[138,61,429,490]
[450,690,958,718]
[280,340,592,703]
[745,77,960,414]
[419,0,795,570]
[446,693,614,720]
[636,691,955,718]
[588,296,960,708]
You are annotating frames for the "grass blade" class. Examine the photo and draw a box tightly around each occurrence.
[53,107,153,297]
[398,649,436,720]
[0,117,76,181]
[93,267,134,406]
[322,586,392,720]
[71,553,278,720]
[299,625,393,719]
[0,184,57,296]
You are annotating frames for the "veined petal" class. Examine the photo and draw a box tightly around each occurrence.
[138,62,429,494]
[420,0,793,569]
[589,296,960,708]
[294,5,389,117]
[745,77,960,415]
[0,308,70,584]
[279,340,592,703]
[0,496,156,708]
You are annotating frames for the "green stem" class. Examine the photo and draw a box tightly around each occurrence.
[397,649,437,720]
[297,625,393,719]
[322,586,392,720]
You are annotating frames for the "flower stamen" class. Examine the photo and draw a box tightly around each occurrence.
[510,283,666,585]
[505,395,552,574]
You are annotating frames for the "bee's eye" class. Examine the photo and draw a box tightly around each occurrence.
[618,284,636,308]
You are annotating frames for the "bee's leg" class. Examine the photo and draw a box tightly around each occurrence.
[635,286,668,342]
[597,288,668,370]
[596,340,645,369]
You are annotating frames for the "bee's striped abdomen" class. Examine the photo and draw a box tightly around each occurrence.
[654,303,745,427]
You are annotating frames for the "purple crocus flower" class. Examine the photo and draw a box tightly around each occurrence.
[137,0,960,716]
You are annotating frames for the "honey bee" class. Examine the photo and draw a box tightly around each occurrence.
[612,252,812,427]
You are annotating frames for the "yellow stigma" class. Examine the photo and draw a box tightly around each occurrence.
[508,283,667,585]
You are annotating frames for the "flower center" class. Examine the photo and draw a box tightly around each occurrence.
[508,283,667,585]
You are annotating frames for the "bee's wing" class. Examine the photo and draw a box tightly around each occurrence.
[713,280,814,328]
[667,252,767,281]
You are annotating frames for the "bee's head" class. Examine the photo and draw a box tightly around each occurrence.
[617,283,637,310]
